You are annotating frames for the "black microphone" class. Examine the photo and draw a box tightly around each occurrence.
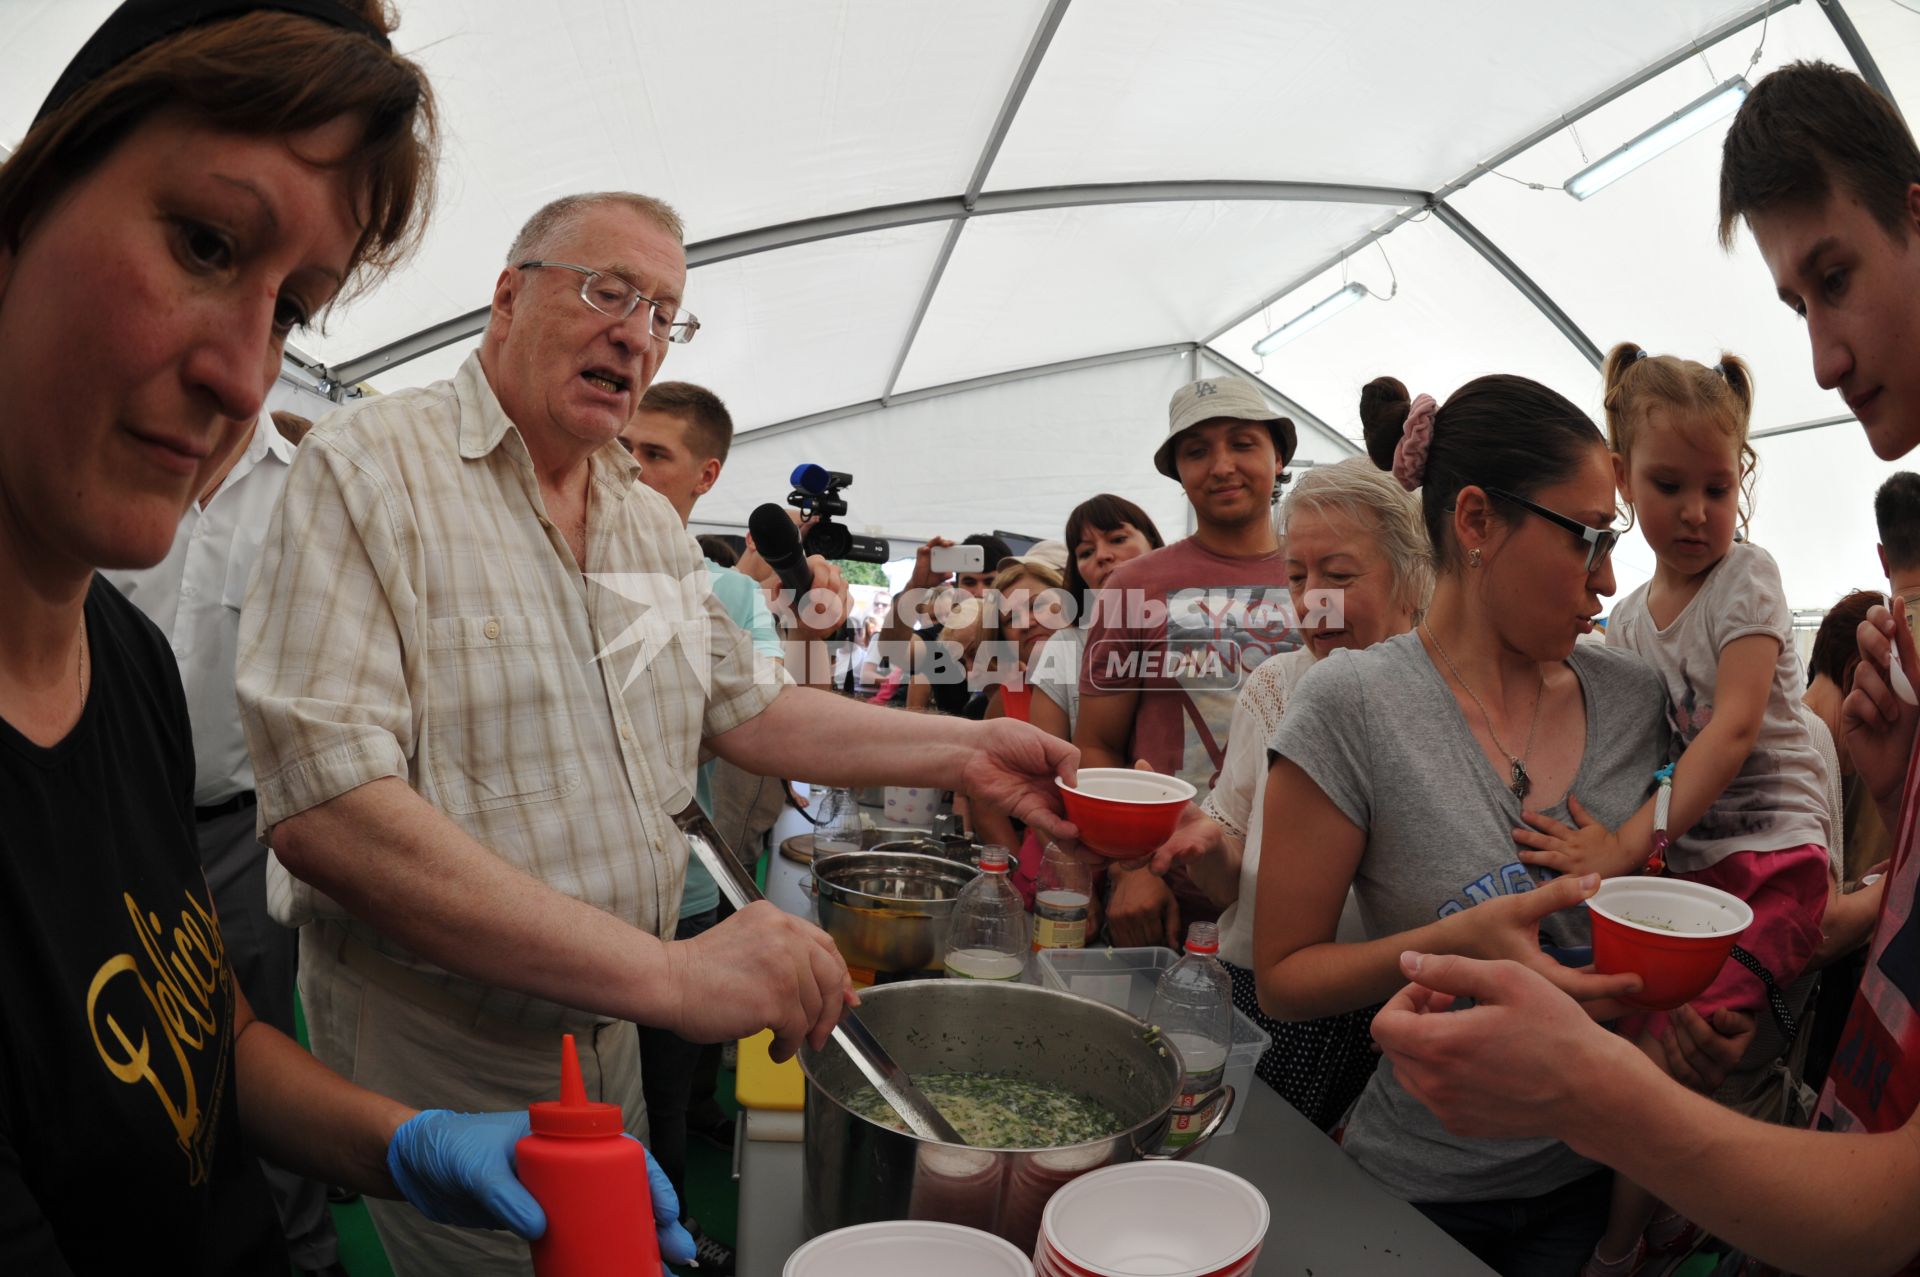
[749,502,850,644]
[749,502,814,602]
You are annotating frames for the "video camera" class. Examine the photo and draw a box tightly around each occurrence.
[787,464,890,564]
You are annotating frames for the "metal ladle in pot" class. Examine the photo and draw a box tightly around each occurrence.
[673,804,967,1146]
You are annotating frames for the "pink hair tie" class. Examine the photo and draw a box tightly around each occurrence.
[1391,393,1438,491]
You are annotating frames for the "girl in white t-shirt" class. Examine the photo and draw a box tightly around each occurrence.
[1517,343,1832,1276]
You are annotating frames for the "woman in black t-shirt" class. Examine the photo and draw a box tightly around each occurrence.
[0,3,685,1272]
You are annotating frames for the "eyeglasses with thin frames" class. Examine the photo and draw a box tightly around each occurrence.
[514,260,700,345]
[1480,486,1621,573]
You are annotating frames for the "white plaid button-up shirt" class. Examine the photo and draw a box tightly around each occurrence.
[237,353,784,1029]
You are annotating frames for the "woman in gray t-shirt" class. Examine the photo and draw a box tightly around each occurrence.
[1257,374,1668,1275]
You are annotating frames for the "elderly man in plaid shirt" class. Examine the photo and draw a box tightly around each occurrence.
[237,191,1077,1275]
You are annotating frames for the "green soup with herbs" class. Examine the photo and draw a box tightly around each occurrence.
[843,1072,1124,1148]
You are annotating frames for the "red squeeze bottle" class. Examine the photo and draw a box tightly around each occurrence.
[516,1033,662,1277]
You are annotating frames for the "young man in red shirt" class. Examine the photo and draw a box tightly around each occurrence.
[1077,377,1298,947]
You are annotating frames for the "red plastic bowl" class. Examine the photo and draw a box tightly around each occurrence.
[1055,768,1196,859]
[1588,878,1753,1011]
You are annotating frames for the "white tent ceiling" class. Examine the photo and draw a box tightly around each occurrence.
[5,0,1919,610]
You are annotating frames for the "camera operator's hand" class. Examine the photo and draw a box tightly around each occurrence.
[792,555,851,642]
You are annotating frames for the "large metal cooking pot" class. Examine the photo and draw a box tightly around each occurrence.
[877,835,990,867]
[798,980,1229,1253]
[810,851,978,976]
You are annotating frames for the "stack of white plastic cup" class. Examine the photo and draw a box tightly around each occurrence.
[786,1220,1032,1276]
[1033,1163,1269,1277]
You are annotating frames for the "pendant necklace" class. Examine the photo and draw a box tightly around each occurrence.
[1423,622,1543,801]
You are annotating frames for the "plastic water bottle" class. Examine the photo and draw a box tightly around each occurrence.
[943,845,1030,981]
[1147,922,1233,1150]
[1031,841,1092,954]
[515,1033,662,1276]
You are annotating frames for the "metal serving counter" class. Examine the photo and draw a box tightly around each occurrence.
[736,1074,1497,1275]
[743,791,1495,1275]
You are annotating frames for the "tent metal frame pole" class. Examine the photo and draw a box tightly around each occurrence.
[687,179,1422,268]
[280,340,354,402]
[328,179,1425,388]
[1430,1,1791,206]
[331,305,490,388]
[1752,413,1855,440]
[966,0,1074,205]
[1818,0,1899,111]
[1196,346,1358,457]
[1198,206,1424,348]
[1200,0,1793,350]
[733,342,1196,445]
[882,0,1073,400]
[881,218,967,401]
[684,195,959,265]
[280,340,332,385]
[1433,202,1604,367]
[316,0,1818,428]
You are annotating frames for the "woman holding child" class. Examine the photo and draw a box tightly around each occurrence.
[1524,345,1832,1274]
[1250,374,1672,1273]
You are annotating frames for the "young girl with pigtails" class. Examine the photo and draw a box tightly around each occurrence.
[1515,343,1833,1276]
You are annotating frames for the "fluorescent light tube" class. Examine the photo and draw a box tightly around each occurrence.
[1564,77,1749,200]
[1252,282,1368,356]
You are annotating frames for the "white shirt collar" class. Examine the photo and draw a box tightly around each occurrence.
[222,415,294,495]
[260,415,297,466]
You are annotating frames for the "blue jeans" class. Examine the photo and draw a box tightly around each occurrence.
[1413,1169,1612,1277]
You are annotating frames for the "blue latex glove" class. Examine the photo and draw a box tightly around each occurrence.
[387,1111,545,1238]
[387,1110,697,1265]
[629,1134,697,1267]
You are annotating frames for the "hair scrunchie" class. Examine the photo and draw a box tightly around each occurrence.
[1391,393,1438,492]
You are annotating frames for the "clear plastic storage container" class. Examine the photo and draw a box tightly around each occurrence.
[1037,946,1272,1137]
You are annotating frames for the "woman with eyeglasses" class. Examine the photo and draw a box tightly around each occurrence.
[1145,458,1432,1131]
[1248,374,1679,1274]
[0,2,685,1271]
